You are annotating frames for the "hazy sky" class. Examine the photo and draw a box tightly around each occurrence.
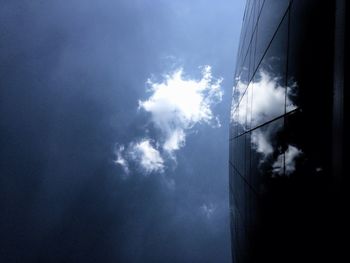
[0,0,244,262]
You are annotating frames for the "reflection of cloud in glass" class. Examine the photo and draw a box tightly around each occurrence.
[272,145,303,176]
[231,70,302,176]
[251,129,274,158]
[231,70,293,126]
[249,70,285,125]
[130,139,165,174]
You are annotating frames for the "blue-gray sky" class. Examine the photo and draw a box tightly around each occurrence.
[0,0,244,262]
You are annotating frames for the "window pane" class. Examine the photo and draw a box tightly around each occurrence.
[249,118,285,192]
[251,14,289,128]
[255,0,290,68]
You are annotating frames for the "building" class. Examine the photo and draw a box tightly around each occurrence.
[229,0,347,262]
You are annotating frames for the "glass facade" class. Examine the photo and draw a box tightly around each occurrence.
[230,0,347,262]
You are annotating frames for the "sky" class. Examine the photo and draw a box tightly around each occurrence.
[0,0,245,262]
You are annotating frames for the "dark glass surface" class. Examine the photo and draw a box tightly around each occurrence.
[251,14,288,128]
[229,0,345,262]
[255,0,290,70]
[231,135,245,176]
[240,1,256,69]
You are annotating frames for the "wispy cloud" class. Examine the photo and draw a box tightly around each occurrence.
[130,139,164,174]
[114,145,130,175]
[200,203,217,219]
[114,65,223,177]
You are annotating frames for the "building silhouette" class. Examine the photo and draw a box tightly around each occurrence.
[229,0,347,262]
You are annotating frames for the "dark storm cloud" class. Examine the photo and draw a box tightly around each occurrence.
[0,0,244,262]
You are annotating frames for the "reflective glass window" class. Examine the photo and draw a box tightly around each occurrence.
[255,0,290,68]
[241,3,256,68]
[249,118,285,192]
[245,83,253,131]
[251,14,289,128]
[250,29,258,80]
[230,108,239,138]
[232,135,246,176]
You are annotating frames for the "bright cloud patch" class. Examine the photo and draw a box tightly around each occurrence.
[139,66,222,155]
[162,129,185,154]
[114,65,223,176]
[114,139,164,175]
[114,145,129,175]
[130,140,164,173]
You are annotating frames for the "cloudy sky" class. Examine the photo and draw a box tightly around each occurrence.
[0,1,244,262]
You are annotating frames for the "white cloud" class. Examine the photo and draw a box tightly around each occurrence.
[114,65,223,177]
[130,139,164,174]
[162,128,185,154]
[139,66,222,156]
[114,145,129,175]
